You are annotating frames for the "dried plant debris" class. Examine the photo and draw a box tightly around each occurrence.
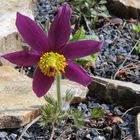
[0,99,136,140]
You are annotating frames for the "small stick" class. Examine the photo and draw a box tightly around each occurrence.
[121,106,140,118]
[49,124,55,140]
[114,39,140,79]
[18,115,41,140]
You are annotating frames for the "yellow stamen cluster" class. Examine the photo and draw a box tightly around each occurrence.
[38,52,67,77]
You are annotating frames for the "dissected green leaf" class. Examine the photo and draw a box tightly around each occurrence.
[64,89,74,102]
[62,0,110,30]
[135,45,140,54]
[76,52,99,66]
[98,0,107,4]
[91,107,104,119]
[84,35,99,40]
[44,95,56,106]
[133,25,140,32]
[68,109,85,128]
[70,26,85,41]
[86,0,94,5]
[70,27,100,66]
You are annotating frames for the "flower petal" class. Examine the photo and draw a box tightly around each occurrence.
[61,40,104,59]
[64,61,92,86]
[33,68,54,97]
[48,4,72,51]
[2,51,40,66]
[16,12,49,53]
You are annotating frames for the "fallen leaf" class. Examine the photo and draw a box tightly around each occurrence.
[112,116,124,123]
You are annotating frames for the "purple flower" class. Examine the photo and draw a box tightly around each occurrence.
[2,4,103,97]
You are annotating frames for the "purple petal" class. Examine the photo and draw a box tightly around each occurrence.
[48,4,72,51]
[2,51,40,66]
[16,12,49,53]
[64,61,92,86]
[61,40,104,59]
[33,68,54,97]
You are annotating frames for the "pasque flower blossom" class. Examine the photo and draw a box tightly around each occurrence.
[2,4,103,97]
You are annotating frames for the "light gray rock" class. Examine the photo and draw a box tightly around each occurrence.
[0,0,34,66]
[0,66,44,129]
[136,113,140,140]
[0,131,8,138]
[0,66,87,129]
[107,0,140,19]
[92,136,106,140]
[87,76,140,109]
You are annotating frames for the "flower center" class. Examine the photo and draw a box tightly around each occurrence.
[38,52,67,77]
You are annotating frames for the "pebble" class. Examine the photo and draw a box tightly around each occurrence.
[8,133,17,140]
[113,107,123,115]
[0,132,8,138]
[86,134,92,140]
[92,136,106,140]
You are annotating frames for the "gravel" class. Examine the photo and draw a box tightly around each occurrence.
[92,21,140,84]
[0,99,136,140]
[2,1,138,139]
[34,0,60,23]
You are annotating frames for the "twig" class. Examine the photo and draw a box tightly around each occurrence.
[18,115,41,140]
[121,106,140,118]
[5,136,10,140]
[56,127,70,140]
[114,39,140,79]
[49,124,55,140]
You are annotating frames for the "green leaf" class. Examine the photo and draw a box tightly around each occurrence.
[76,53,99,66]
[91,107,104,119]
[44,95,56,106]
[70,25,100,66]
[70,26,85,41]
[135,45,140,54]
[69,109,85,128]
[133,25,140,32]
[64,89,74,102]
[77,55,95,63]
[84,35,99,40]
[86,0,94,5]
[98,0,107,4]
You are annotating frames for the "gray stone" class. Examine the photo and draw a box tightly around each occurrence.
[87,76,140,109]
[136,113,140,140]
[0,66,87,129]
[0,132,8,138]
[107,0,140,19]
[92,136,106,140]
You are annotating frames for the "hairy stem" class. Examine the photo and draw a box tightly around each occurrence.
[56,75,62,111]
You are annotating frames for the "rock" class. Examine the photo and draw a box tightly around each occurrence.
[136,113,140,140]
[0,132,8,138]
[0,66,44,129]
[0,0,34,66]
[87,76,140,109]
[0,66,87,129]
[92,136,106,140]
[106,0,140,19]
